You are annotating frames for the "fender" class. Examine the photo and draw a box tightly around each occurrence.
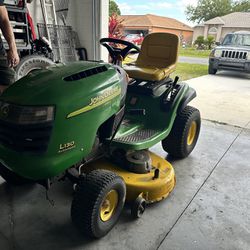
[177,87,197,114]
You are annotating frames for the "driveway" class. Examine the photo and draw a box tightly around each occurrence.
[187,71,250,128]
[0,71,250,250]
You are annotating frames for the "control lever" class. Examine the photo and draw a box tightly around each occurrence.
[170,76,179,96]
[165,76,180,102]
[173,76,179,88]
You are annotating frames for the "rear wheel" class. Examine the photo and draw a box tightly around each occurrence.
[162,106,201,158]
[15,55,54,80]
[71,170,126,238]
[0,163,32,185]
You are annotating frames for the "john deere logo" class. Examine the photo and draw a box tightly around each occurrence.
[1,104,10,117]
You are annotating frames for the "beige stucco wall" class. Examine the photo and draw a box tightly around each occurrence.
[192,26,204,43]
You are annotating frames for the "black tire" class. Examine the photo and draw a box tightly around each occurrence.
[15,55,54,80]
[162,106,201,158]
[131,196,146,219]
[208,64,217,75]
[71,170,126,238]
[0,163,32,185]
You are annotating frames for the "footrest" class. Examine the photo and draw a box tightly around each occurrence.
[113,128,159,143]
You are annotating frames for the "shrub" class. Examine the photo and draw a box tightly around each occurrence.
[194,36,205,49]
[109,14,124,39]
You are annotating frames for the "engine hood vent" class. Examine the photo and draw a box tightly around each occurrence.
[64,66,108,81]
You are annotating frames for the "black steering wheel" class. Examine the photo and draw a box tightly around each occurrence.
[100,38,141,65]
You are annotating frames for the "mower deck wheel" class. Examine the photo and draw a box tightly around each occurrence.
[0,163,32,185]
[162,106,201,158]
[71,169,126,238]
[131,196,146,219]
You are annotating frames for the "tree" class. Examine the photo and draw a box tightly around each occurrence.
[109,0,121,17]
[232,0,250,12]
[205,36,215,49]
[186,0,250,23]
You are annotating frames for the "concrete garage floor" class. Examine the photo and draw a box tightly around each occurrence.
[0,71,250,250]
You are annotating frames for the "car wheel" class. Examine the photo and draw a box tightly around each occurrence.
[208,64,217,75]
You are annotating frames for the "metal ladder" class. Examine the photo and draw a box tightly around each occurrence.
[40,0,62,60]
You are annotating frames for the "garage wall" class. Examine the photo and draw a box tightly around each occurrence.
[27,0,109,61]
[27,1,44,33]
[67,0,109,61]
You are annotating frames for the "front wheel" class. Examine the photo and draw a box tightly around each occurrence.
[71,170,126,238]
[162,106,201,158]
[0,163,32,185]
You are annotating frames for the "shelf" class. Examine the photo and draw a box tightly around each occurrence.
[10,21,28,27]
[6,6,27,13]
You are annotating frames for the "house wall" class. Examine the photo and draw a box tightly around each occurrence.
[192,26,204,43]
[151,27,193,43]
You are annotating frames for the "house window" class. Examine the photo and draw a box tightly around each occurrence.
[208,27,218,35]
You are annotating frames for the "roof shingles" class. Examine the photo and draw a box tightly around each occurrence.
[121,14,193,31]
[202,12,250,28]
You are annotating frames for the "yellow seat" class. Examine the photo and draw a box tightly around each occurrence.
[123,33,179,81]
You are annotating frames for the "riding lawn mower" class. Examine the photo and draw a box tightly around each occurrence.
[0,33,201,238]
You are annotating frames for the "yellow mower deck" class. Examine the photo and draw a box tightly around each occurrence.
[86,151,176,203]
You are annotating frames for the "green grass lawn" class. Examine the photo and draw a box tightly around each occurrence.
[172,63,208,81]
[179,47,211,58]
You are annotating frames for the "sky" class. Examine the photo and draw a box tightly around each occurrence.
[116,0,198,27]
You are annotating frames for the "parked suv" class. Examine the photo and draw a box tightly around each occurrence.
[209,31,250,74]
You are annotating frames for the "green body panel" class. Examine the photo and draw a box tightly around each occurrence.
[0,60,192,181]
[0,61,122,180]
[110,84,189,150]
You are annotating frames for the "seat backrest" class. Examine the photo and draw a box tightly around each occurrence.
[136,33,179,68]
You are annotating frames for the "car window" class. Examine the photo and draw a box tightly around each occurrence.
[222,34,250,46]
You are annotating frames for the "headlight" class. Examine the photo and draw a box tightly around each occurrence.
[247,52,250,60]
[214,50,222,58]
[0,102,55,124]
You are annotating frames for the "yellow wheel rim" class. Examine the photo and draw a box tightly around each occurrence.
[100,190,118,222]
[187,121,197,146]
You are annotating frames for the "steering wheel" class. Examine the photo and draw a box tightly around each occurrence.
[100,38,141,64]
